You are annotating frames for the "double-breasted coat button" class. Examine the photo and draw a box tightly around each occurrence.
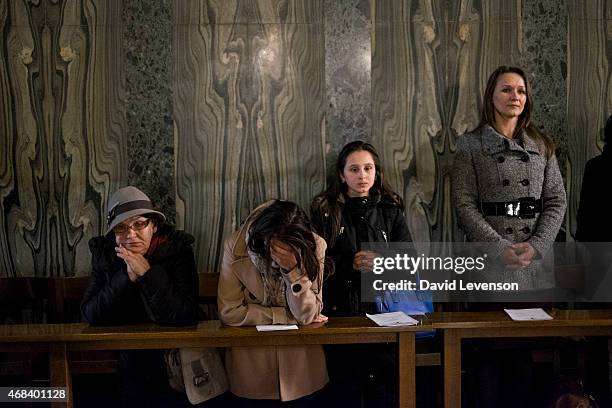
[497,156,505,163]
[505,227,513,234]
[521,179,530,186]
[522,155,529,162]
[502,179,510,186]
[522,226,531,234]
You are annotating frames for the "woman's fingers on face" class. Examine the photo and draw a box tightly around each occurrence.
[116,246,134,257]
[270,248,287,263]
[269,245,282,258]
[271,241,297,261]
[270,239,292,253]
[270,247,288,262]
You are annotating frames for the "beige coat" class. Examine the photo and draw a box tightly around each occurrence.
[217,202,328,401]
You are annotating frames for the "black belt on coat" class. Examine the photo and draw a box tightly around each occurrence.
[479,197,543,219]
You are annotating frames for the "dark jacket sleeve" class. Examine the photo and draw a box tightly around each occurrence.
[137,241,199,326]
[81,237,139,325]
[390,207,412,242]
[310,197,334,245]
[81,233,199,327]
[575,159,595,242]
[310,197,359,315]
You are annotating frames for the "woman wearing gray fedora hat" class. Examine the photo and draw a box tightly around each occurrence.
[81,186,225,407]
[81,186,198,326]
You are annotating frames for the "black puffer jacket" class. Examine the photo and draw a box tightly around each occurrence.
[311,193,412,316]
[81,225,199,326]
[576,144,612,242]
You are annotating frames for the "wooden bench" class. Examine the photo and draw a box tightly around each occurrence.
[0,276,49,324]
[8,273,438,377]
[0,317,421,408]
[432,309,612,408]
[48,272,220,321]
[0,277,49,383]
[47,272,220,375]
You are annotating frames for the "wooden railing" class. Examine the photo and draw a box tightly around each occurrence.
[1,273,222,378]
[2,307,612,408]
[3,269,611,408]
[0,317,422,408]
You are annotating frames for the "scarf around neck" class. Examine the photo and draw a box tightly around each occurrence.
[247,247,288,308]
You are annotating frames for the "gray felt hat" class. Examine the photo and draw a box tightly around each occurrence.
[106,186,166,234]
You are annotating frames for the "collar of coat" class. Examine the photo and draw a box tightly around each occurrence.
[480,124,542,156]
[334,189,403,208]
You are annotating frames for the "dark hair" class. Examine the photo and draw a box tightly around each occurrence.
[479,66,554,158]
[311,141,403,246]
[248,200,322,283]
[146,213,165,229]
[605,114,612,144]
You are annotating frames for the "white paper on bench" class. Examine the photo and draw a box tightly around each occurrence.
[256,325,299,332]
[504,308,553,321]
[366,311,419,327]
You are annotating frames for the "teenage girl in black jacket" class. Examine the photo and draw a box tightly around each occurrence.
[310,140,411,316]
[310,141,412,407]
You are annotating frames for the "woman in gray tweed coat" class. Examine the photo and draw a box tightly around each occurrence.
[452,66,567,290]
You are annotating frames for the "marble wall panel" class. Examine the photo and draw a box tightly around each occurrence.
[0,0,126,277]
[124,0,175,222]
[371,0,525,246]
[3,0,609,280]
[371,0,436,246]
[324,0,371,163]
[521,0,567,152]
[173,1,325,271]
[566,1,612,237]
[177,0,324,25]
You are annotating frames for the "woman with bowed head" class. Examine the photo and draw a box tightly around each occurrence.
[451,66,566,407]
[81,186,225,407]
[217,200,329,407]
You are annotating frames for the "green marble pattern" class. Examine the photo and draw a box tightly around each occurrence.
[371,0,525,245]
[173,1,325,271]
[2,0,611,278]
[0,0,126,277]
